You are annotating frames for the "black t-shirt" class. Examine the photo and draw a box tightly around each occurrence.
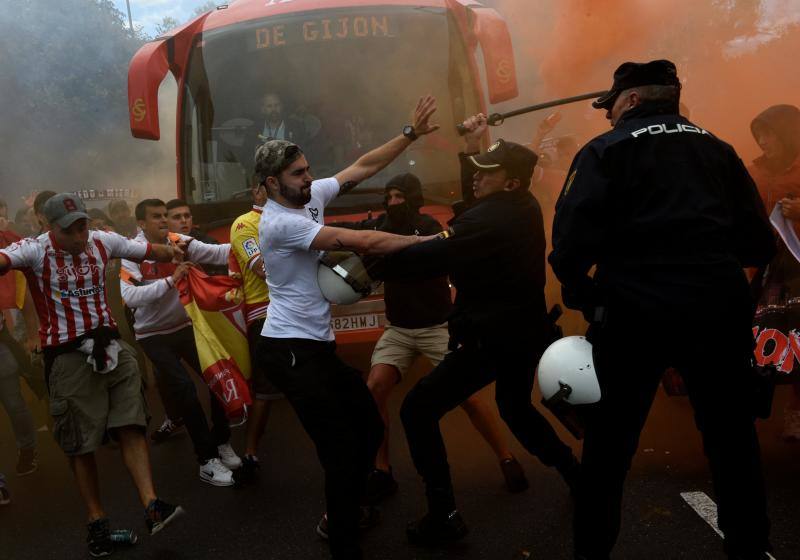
[333,213,452,329]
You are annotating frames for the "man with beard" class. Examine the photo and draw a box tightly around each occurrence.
[254,95,440,560]
[332,173,527,502]
[550,60,775,560]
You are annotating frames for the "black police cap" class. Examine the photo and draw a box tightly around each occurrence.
[593,59,681,110]
[468,139,538,182]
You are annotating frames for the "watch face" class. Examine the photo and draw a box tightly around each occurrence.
[403,125,416,138]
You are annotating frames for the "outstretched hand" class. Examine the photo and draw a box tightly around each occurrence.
[412,95,440,137]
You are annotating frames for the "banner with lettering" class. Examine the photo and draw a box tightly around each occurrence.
[178,265,252,420]
[752,230,800,382]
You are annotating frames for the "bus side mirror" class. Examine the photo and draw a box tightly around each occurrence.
[128,41,171,140]
[127,13,210,140]
[470,8,519,104]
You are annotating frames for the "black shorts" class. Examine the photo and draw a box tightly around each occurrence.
[248,318,282,401]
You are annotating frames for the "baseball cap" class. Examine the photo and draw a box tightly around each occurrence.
[468,139,538,181]
[254,139,302,180]
[593,59,681,110]
[43,193,89,229]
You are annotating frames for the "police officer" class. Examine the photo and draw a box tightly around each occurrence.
[549,60,776,560]
[376,115,579,545]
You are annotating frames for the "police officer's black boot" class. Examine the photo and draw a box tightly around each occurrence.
[406,486,468,546]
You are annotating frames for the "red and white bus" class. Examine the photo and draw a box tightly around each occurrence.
[127,0,519,343]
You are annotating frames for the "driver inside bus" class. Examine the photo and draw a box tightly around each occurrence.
[257,92,320,145]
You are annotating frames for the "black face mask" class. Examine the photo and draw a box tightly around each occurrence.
[279,179,312,206]
[386,202,413,225]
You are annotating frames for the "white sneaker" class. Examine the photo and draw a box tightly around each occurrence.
[217,443,242,470]
[199,458,234,487]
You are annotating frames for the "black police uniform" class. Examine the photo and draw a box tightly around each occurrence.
[550,98,776,559]
[379,145,578,534]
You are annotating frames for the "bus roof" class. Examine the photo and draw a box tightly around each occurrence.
[196,0,485,34]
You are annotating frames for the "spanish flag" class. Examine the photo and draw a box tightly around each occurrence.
[178,264,252,420]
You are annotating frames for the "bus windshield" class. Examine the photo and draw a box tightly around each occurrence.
[181,6,479,215]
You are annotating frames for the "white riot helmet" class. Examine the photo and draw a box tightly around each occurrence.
[537,336,601,406]
[317,251,376,305]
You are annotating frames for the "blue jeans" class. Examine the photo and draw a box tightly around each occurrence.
[0,341,35,450]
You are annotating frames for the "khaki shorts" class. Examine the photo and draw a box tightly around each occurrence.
[48,341,148,456]
[370,323,449,379]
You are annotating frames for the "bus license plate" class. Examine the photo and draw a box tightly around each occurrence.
[331,313,382,332]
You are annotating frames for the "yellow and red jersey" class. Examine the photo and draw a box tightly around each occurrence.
[230,205,269,324]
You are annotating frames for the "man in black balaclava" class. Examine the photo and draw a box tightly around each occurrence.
[333,173,525,506]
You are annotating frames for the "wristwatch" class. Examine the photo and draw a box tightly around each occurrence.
[402,125,418,141]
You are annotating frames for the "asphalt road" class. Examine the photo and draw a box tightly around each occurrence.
[1,342,798,559]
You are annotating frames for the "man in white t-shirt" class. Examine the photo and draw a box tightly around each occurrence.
[255,96,440,560]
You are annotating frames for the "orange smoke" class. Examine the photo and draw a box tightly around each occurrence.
[491,0,800,162]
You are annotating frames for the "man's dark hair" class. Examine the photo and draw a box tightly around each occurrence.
[628,84,681,105]
[33,190,57,214]
[166,198,190,212]
[135,198,166,220]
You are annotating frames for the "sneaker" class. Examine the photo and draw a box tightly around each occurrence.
[150,418,184,444]
[144,498,185,536]
[233,455,260,487]
[0,474,10,505]
[217,443,242,470]
[781,408,800,442]
[500,456,529,493]
[365,468,398,504]
[316,506,381,540]
[199,458,234,487]
[406,510,469,546]
[16,448,38,477]
[87,518,113,558]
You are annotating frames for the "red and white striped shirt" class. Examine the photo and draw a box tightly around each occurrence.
[0,230,151,347]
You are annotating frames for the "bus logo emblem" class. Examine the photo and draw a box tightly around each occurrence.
[132,98,147,123]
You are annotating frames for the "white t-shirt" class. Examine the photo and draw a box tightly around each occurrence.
[259,177,340,341]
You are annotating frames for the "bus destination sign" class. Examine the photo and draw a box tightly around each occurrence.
[255,15,395,49]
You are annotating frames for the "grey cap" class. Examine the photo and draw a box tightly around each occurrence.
[254,139,301,181]
[43,193,89,229]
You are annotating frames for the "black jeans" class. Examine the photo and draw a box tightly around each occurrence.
[257,336,383,560]
[574,308,770,559]
[400,330,575,513]
[139,326,230,463]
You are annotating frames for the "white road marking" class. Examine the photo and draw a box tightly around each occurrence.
[680,491,776,559]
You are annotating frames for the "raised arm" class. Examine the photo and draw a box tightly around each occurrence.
[334,95,440,186]
[310,226,434,256]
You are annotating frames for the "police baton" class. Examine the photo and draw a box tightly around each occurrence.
[456,90,608,135]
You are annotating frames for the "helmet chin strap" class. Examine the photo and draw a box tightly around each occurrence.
[544,382,573,406]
